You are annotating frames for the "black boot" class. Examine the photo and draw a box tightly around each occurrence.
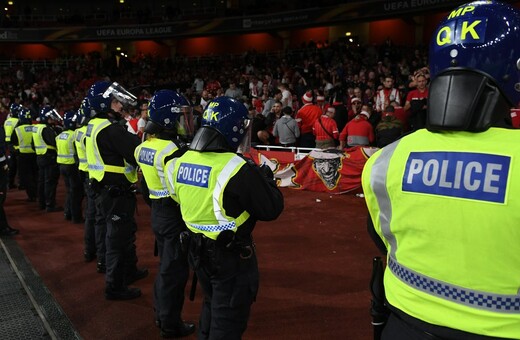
[125,268,149,285]
[105,285,141,301]
[160,321,196,338]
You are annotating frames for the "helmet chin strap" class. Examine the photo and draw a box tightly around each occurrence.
[427,68,512,132]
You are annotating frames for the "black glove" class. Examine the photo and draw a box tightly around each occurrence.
[259,163,274,180]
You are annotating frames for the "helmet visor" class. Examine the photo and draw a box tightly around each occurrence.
[177,106,194,140]
[103,82,137,107]
[48,109,63,122]
[237,118,252,154]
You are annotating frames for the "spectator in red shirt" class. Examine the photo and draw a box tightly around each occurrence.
[404,73,429,131]
[338,105,375,149]
[313,106,339,149]
[295,91,322,148]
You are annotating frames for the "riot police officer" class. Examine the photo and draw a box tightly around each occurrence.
[33,106,62,211]
[85,81,147,300]
[56,110,83,223]
[0,126,19,236]
[362,1,520,339]
[165,96,284,339]
[4,103,20,189]
[11,107,37,202]
[75,100,104,266]
[134,90,195,338]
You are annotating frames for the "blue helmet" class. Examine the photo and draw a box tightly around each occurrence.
[430,1,520,105]
[87,81,111,116]
[39,106,62,123]
[18,107,32,125]
[9,103,21,117]
[63,110,77,130]
[88,81,137,117]
[200,96,249,149]
[147,90,190,131]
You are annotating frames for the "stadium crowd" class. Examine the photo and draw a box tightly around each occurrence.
[0,38,431,149]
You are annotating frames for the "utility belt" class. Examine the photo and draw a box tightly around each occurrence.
[180,230,255,270]
[151,197,177,208]
[89,179,136,197]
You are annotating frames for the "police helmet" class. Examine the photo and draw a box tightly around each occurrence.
[190,96,250,152]
[428,1,520,131]
[18,107,32,125]
[145,89,190,135]
[88,81,137,117]
[39,106,63,123]
[9,103,21,117]
[78,97,90,125]
[63,110,77,130]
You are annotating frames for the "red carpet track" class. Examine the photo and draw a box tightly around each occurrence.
[5,183,379,340]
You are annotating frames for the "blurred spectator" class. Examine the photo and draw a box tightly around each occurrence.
[262,89,282,117]
[273,106,300,147]
[224,81,242,99]
[339,106,374,149]
[295,91,321,148]
[375,76,401,113]
[375,105,403,148]
[313,106,339,149]
[404,72,429,131]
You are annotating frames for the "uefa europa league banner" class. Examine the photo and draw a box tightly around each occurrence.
[245,147,379,194]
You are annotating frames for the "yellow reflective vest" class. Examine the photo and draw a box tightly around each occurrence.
[85,118,137,183]
[32,124,56,155]
[362,128,520,338]
[14,124,35,154]
[135,137,180,199]
[4,117,19,144]
[165,150,250,240]
[56,130,76,165]
[74,125,88,172]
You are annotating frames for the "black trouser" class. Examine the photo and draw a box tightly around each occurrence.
[96,186,138,289]
[7,145,17,187]
[60,163,83,221]
[151,198,190,330]
[36,153,60,209]
[82,173,98,256]
[189,234,259,340]
[17,153,37,200]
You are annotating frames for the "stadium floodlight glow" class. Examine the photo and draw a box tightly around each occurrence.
[8,1,13,5]
[120,0,125,3]
[345,32,351,36]
[116,47,121,51]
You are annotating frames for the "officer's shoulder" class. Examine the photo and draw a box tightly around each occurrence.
[237,153,257,168]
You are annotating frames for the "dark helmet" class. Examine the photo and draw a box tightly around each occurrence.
[145,89,190,135]
[39,106,62,123]
[428,1,520,131]
[78,97,91,125]
[63,110,77,130]
[9,103,21,117]
[190,96,250,151]
[18,107,33,125]
[88,81,137,117]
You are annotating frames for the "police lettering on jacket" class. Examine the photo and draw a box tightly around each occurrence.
[137,147,156,166]
[402,152,510,203]
[177,163,211,188]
